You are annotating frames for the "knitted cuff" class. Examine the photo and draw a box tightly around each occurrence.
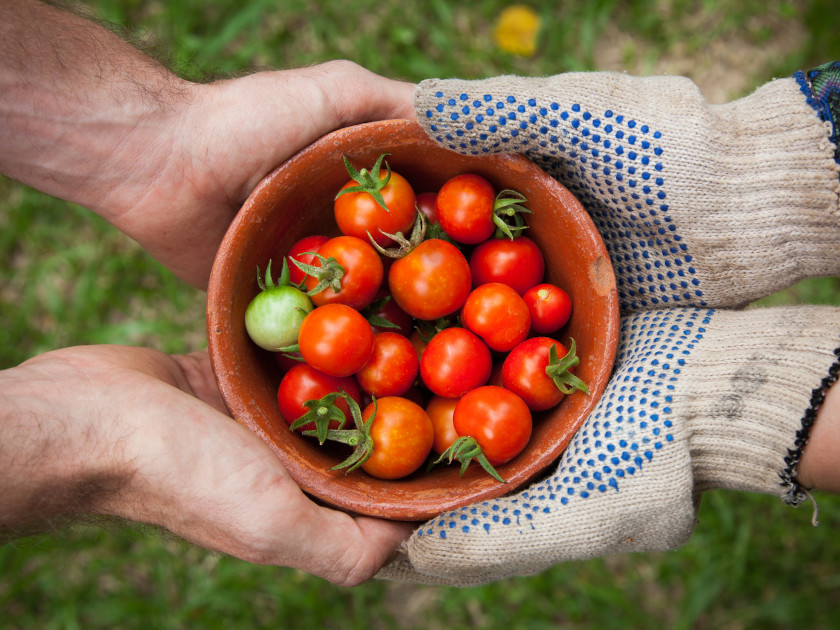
[681,307,840,502]
[796,61,840,168]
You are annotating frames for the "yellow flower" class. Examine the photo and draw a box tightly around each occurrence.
[493,5,541,57]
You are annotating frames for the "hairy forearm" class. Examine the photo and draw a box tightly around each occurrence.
[0,0,193,220]
[0,355,130,535]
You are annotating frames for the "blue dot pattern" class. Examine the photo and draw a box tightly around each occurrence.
[416,308,712,540]
[423,91,706,311]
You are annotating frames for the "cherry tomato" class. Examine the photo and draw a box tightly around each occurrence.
[523,283,572,334]
[388,239,471,321]
[425,396,460,456]
[286,234,329,286]
[409,328,430,362]
[360,397,434,480]
[304,235,383,310]
[454,385,532,466]
[420,327,491,398]
[244,263,313,352]
[298,304,375,377]
[273,350,305,374]
[365,291,414,336]
[435,173,497,244]
[277,363,361,431]
[461,282,531,352]
[355,332,419,397]
[415,191,438,224]
[502,337,578,410]
[335,162,416,248]
[469,236,545,295]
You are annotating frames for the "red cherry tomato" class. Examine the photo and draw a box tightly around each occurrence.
[420,327,492,398]
[365,291,414,336]
[415,191,438,224]
[273,350,304,374]
[461,282,531,352]
[335,167,416,248]
[502,337,575,411]
[523,283,572,334]
[305,236,383,310]
[469,236,545,295]
[277,363,361,431]
[435,173,497,244]
[388,239,471,321]
[355,332,419,397]
[453,385,532,466]
[425,396,460,456]
[298,304,375,377]
[360,397,434,480]
[409,329,429,362]
[286,234,329,286]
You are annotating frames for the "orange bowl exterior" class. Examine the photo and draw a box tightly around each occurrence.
[206,119,619,521]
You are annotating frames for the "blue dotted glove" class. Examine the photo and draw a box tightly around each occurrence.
[375,69,840,586]
[379,306,840,585]
[414,71,840,312]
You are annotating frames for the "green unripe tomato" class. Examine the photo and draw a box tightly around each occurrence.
[244,260,314,351]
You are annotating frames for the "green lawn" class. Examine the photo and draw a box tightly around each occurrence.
[2,1,840,627]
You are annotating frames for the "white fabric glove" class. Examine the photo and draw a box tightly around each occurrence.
[380,306,840,586]
[376,69,840,586]
[415,72,840,311]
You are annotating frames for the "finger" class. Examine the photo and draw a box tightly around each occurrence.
[273,490,414,586]
[310,59,417,128]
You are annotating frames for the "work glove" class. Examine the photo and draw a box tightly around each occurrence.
[377,62,840,586]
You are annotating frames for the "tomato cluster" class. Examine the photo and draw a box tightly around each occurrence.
[244,154,587,482]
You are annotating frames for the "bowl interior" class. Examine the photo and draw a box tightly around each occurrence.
[207,119,618,521]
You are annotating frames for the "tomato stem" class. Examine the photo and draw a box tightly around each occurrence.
[290,252,345,297]
[302,395,377,474]
[367,210,427,258]
[289,391,349,444]
[435,436,507,483]
[335,153,393,213]
[546,338,590,395]
[256,257,294,292]
[492,189,531,240]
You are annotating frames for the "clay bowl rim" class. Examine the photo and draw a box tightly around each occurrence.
[206,119,619,521]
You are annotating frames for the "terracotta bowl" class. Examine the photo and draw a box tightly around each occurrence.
[207,119,619,521]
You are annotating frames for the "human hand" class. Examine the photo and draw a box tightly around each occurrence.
[111,61,415,289]
[0,346,412,586]
[0,0,415,289]
[373,68,840,586]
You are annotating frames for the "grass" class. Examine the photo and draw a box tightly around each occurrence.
[2,0,840,627]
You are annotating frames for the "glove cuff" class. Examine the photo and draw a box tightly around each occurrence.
[683,307,840,502]
[796,61,840,168]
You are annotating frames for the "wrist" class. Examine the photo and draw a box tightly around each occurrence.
[0,352,132,533]
[0,0,197,221]
[683,307,840,501]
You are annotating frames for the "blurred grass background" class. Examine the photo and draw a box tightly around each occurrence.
[2,0,840,627]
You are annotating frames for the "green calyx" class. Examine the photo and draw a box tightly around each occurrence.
[289,391,349,445]
[546,338,590,395]
[492,189,532,240]
[367,210,427,258]
[335,153,393,213]
[257,257,292,292]
[302,394,376,474]
[361,295,400,331]
[290,253,345,297]
[435,436,506,483]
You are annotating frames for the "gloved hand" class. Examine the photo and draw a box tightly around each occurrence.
[415,65,840,311]
[377,63,840,586]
